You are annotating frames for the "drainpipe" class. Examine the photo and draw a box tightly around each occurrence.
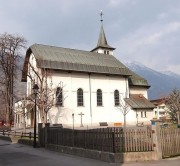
[89,73,92,126]
[125,76,129,98]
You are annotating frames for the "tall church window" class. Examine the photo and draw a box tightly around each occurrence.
[97,89,103,106]
[141,111,147,118]
[114,90,120,106]
[77,88,83,106]
[56,87,63,106]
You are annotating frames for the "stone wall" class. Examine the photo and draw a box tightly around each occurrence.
[47,144,158,163]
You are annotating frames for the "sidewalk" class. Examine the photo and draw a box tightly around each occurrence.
[122,157,180,166]
[0,139,118,166]
[0,138,180,166]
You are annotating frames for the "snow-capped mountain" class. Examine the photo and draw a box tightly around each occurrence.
[125,62,180,100]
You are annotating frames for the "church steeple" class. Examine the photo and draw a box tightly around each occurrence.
[91,11,115,55]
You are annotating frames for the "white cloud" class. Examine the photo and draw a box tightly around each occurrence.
[0,0,180,74]
[157,12,167,20]
[108,0,134,7]
[114,20,180,74]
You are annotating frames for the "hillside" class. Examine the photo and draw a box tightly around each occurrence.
[125,62,180,99]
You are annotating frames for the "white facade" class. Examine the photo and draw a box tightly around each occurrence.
[21,53,154,128]
[17,22,155,129]
[152,103,170,120]
[95,48,114,55]
[129,87,148,99]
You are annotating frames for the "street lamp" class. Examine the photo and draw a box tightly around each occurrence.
[72,113,74,130]
[32,83,39,148]
[21,97,26,132]
[72,113,74,146]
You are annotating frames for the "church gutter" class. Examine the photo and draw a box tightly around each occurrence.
[89,73,92,126]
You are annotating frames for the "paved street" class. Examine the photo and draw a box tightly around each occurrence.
[0,139,118,166]
[0,139,180,166]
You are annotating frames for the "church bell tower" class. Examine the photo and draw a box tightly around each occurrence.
[91,11,115,55]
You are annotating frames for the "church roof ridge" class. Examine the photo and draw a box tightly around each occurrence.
[22,43,132,82]
[22,44,150,88]
[31,43,91,53]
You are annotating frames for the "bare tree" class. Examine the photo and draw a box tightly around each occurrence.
[166,89,180,124]
[26,60,57,125]
[0,33,27,126]
[117,94,130,130]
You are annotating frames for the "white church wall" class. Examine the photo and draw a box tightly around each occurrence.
[129,87,148,98]
[95,48,113,55]
[47,72,142,127]
[136,110,153,125]
[26,53,152,128]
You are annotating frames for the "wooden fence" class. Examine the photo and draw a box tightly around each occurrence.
[160,128,180,158]
[124,128,153,152]
[0,130,38,140]
[46,127,153,153]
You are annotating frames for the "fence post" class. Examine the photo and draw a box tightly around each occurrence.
[38,123,43,146]
[151,120,162,160]
[112,131,116,153]
[45,123,50,149]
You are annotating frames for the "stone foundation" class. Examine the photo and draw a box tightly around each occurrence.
[47,144,158,163]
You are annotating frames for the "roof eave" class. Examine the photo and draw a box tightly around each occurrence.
[129,85,151,89]
[21,47,32,82]
[91,46,116,52]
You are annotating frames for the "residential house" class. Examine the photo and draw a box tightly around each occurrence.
[151,98,170,121]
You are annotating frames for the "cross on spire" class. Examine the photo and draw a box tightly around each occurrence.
[100,10,103,22]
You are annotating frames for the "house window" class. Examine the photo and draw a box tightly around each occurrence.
[77,88,83,106]
[97,89,103,106]
[141,111,147,118]
[114,90,120,106]
[56,87,63,106]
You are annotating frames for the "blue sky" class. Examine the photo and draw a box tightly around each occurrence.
[0,0,180,74]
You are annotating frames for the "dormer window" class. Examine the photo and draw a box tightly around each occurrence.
[104,50,109,55]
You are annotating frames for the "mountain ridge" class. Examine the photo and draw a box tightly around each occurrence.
[125,62,180,100]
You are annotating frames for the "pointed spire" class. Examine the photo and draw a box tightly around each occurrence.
[91,11,115,54]
[96,24,111,48]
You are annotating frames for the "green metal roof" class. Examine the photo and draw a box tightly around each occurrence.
[124,94,155,109]
[128,71,150,88]
[28,44,131,75]
[22,44,150,88]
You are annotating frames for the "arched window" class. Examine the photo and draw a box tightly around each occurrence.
[114,90,120,106]
[77,88,83,106]
[97,89,103,106]
[56,87,63,106]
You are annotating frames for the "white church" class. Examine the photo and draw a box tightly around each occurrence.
[16,18,155,129]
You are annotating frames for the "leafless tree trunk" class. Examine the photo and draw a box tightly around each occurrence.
[26,61,56,126]
[117,94,130,130]
[166,89,180,124]
[0,33,27,126]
